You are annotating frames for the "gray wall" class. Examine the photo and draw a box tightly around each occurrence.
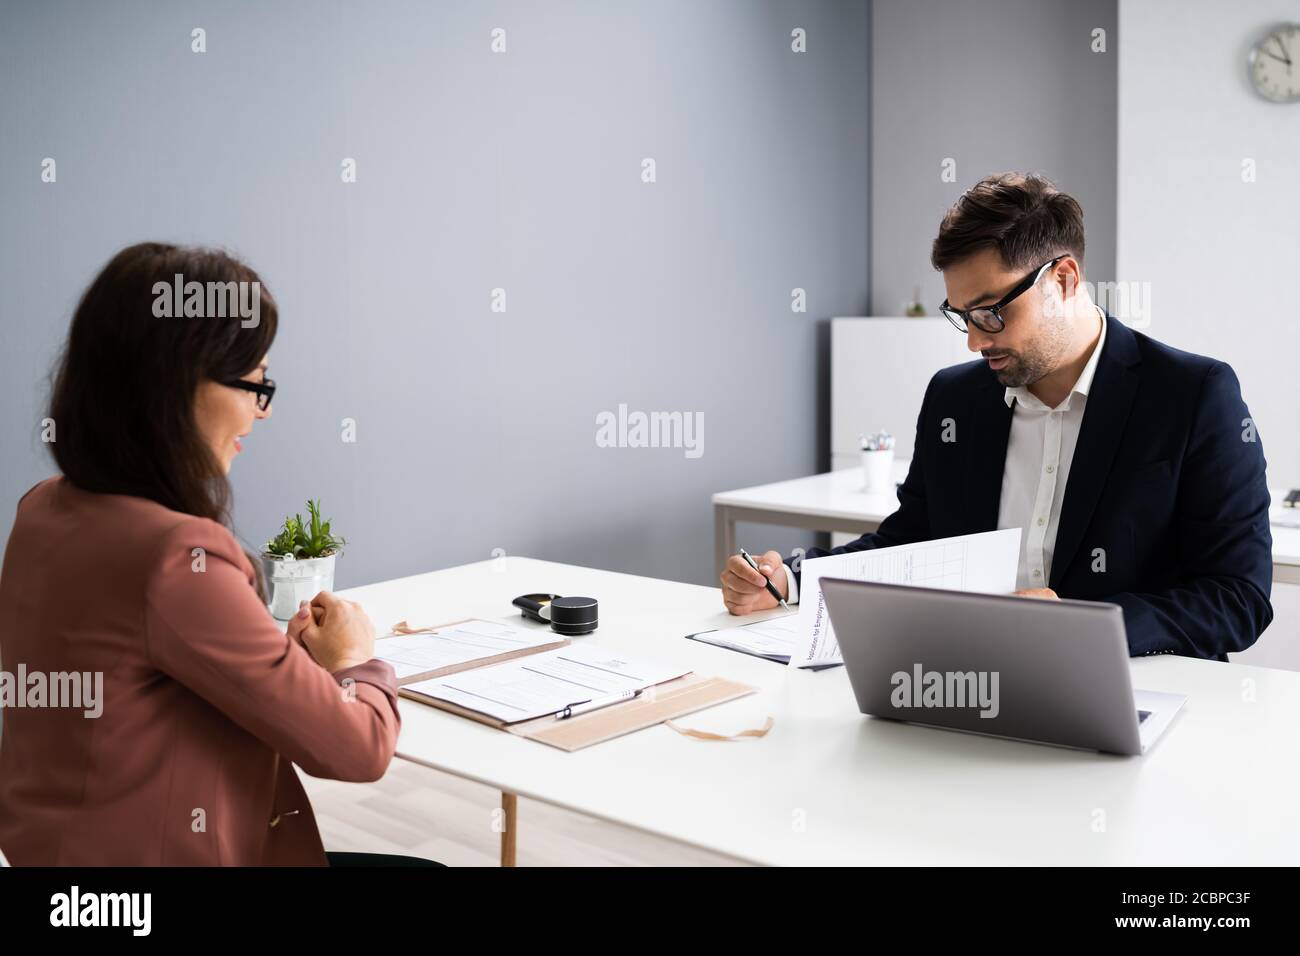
[871,0,1117,315]
[0,0,869,589]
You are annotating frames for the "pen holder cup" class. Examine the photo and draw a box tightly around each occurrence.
[861,448,895,494]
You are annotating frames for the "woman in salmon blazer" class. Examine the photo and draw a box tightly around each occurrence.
[0,243,403,865]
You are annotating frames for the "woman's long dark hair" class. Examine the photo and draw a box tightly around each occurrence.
[48,242,278,593]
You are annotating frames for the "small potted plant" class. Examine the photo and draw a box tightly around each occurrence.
[262,499,346,620]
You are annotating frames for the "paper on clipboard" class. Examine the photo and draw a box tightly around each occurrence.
[403,643,691,724]
[790,528,1022,669]
[686,615,801,663]
[374,618,566,684]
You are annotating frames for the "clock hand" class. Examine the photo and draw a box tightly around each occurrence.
[1260,49,1290,65]
[1270,34,1292,66]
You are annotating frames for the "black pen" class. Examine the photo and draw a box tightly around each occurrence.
[739,548,790,611]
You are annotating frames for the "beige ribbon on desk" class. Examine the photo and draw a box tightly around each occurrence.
[664,716,775,741]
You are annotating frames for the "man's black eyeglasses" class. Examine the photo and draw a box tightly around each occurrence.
[940,255,1066,334]
[223,378,276,411]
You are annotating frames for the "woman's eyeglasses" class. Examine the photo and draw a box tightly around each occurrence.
[940,255,1066,334]
[223,377,276,411]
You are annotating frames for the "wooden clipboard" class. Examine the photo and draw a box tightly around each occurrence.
[400,672,758,752]
[379,617,570,686]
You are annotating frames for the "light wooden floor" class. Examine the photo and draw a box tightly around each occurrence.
[297,759,748,866]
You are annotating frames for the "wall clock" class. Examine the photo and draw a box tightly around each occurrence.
[1249,23,1300,102]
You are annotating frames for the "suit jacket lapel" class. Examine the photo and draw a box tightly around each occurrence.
[1049,315,1141,590]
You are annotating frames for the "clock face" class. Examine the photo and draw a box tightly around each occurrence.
[1249,24,1300,102]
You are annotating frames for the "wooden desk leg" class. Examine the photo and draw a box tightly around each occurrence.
[1275,564,1300,587]
[500,791,518,867]
[715,504,736,573]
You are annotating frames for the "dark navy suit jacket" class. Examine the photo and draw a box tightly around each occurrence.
[792,315,1273,661]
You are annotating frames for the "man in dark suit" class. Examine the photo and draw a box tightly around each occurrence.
[721,172,1273,661]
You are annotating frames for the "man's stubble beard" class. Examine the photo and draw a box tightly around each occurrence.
[993,290,1073,388]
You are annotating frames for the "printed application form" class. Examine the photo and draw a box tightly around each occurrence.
[375,619,556,680]
[688,615,801,663]
[404,644,691,724]
[791,528,1022,668]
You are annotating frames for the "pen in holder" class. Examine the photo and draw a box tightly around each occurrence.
[860,430,895,494]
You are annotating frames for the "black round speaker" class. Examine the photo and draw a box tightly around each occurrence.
[547,596,598,635]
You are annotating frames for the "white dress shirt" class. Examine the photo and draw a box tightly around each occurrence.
[784,306,1106,603]
[998,306,1106,590]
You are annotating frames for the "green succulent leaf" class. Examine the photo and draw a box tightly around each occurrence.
[265,499,345,559]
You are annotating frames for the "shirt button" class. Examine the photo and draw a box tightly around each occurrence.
[1037,517,1046,526]
[1032,569,1042,578]
[1046,465,1054,474]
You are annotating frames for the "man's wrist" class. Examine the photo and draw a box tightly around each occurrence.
[782,562,800,604]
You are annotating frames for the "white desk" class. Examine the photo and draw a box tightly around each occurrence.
[338,557,1300,866]
[714,464,1300,586]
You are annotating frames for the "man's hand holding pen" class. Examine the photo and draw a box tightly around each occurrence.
[721,549,790,615]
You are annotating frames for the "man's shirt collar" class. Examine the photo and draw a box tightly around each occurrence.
[1003,305,1107,412]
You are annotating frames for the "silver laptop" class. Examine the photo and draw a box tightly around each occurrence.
[819,577,1186,755]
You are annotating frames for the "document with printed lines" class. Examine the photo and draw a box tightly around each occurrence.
[791,528,1022,668]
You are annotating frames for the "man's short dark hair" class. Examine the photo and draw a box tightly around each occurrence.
[931,172,1085,275]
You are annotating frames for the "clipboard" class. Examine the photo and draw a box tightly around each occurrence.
[683,619,840,670]
[378,617,570,686]
[685,624,792,664]
[400,672,757,752]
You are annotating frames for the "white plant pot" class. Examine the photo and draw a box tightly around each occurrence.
[263,552,337,621]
